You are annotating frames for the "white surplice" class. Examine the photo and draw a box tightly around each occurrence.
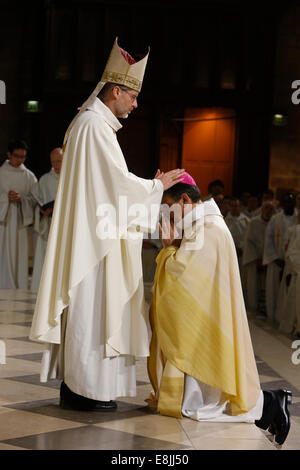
[263,211,298,323]
[30,97,164,400]
[31,168,59,292]
[242,215,268,313]
[225,212,249,293]
[0,160,37,288]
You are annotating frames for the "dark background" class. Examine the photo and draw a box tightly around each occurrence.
[0,0,298,197]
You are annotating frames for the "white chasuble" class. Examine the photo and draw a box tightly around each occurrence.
[30,98,163,399]
[0,160,37,288]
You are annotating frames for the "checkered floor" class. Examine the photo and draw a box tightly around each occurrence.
[0,288,300,450]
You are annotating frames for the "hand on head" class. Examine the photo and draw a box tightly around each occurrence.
[155,168,185,190]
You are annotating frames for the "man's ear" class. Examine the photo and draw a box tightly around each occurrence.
[181,193,192,204]
[112,85,121,100]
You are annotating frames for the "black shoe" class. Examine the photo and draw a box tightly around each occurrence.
[272,389,292,445]
[255,389,292,445]
[60,381,117,412]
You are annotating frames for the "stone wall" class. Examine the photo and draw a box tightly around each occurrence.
[269,1,300,198]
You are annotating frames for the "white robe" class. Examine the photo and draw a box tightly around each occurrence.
[0,160,37,288]
[263,211,298,323]
[30,97,164,400]
[225,212,249,293]
[278,225,300,335]
[242,207,261,219]
[242,215,268,313]
[31,168,59,292]
[182,376,264,423]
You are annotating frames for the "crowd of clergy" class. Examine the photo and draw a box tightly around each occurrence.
[211,180,300,340]
[1,141,300,341]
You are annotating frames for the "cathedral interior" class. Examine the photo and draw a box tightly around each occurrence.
[1,0,300,456]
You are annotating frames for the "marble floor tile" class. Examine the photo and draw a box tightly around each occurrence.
[95,414,192,446]
[0,378,59,406]
[6,398,153,426]
[2,425,193,451]
[5,339,45,356]
[8,352,43,363]
[259,375,284,384]
[0,301,35,311]
[117,384,153,407]
[0,289,36,300]
[189,436,275,450]
[0,324,31,338]
[0,409,84,441]
[0,442,29,450]
[180,419,265,440]
[0,311,33,323]
[7,374,60,389]
[0,357,42,378]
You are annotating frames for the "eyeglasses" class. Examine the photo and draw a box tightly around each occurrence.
[120,88,138,103]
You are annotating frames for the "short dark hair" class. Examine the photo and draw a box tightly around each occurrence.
[164,183,201,203]
[208,179,224,192]
[8,139,29,153]
[97,82,132,100]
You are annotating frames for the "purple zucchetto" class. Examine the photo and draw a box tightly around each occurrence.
[180,172,197,186]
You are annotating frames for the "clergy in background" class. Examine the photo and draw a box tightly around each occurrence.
[0,139,37,289]
[225,197,249,293]
[242,201,275,315]
[263,192,298,324]
[147,177,292,446]
[30,38,184,412]
[278,213,300,337]
[31,148,63,292]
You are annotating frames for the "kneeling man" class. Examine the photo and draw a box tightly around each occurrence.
[147,173,292,446]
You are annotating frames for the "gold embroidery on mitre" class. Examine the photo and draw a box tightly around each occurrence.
[99,37,149,92]
[102,71,142,92]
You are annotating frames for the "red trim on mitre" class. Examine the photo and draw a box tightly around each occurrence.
[119,47,136,65]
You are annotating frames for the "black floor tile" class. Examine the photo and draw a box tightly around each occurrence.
[2,425,193,450]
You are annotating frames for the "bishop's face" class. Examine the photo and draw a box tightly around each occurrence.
[115,88,139,118]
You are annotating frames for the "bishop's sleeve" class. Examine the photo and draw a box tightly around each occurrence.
[85,117,164,240]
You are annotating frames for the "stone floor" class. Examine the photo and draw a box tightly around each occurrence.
[0,288,300,451]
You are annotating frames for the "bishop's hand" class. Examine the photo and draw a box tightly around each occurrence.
[155,168,185,191]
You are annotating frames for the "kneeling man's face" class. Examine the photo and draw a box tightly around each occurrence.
[161,193,194,224]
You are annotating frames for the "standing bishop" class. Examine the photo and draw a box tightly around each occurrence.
[29,38,184,411]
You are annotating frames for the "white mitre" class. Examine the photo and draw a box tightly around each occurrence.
[63,37,149,149]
